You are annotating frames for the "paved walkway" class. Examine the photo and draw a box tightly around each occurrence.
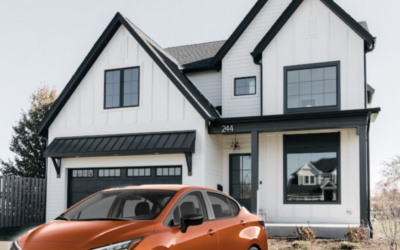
[0,242,11,250]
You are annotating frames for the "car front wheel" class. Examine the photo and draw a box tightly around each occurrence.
[249,246,259,250]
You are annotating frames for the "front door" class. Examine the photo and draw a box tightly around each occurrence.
[229,154,252,211]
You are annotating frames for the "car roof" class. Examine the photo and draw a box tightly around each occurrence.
[102,184,219,192]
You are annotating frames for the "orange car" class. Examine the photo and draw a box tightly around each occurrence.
[12,185,267,250]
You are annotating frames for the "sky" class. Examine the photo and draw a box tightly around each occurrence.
[0,0,399,192]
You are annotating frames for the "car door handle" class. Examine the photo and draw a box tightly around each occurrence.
[207,229,217,236]
[240,220,247,226]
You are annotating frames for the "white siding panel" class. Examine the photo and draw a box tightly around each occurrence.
[187,71,222,107]
[262,0,365,115]
[222,0,292,118]
[260,129,360,224]
[47,25,207,221]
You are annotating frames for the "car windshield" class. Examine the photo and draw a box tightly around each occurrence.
[61,190,176,221]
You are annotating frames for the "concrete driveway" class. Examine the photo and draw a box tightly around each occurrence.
[0,241,11,250]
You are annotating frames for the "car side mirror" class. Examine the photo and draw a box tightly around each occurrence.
[180,214,203,233]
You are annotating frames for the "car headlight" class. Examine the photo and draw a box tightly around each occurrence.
[90,238,142,250]
[10,241,22,250]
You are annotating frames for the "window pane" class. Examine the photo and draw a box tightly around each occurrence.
[99,170,104,177]
[145,168,151,176]
[139,168,145,176]
[174,192,207,225]
[207,193,233,219]
[163,168,169,176]
[115,169,120,176]
[128,169,133,176]
[110,169,115,177]
[73,170,77,177]
[104,169,109,177]
[157,168,162,176]
[105,71,120,108]
[235,77,256,96]
[175,168,181,176]
[169,168,174,176]
[134,169,139,176]
[286,64,338,110]
[285,134,339,203]
[123,68,139,107]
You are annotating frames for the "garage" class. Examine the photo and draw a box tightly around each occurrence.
[67,166,182,207]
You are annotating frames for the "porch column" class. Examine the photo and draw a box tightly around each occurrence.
[358,125,368,225]
[251,131,259,214]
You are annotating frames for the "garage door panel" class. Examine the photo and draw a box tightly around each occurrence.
[68,167,182,207]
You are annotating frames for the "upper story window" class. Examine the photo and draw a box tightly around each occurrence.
[234,77,256,96]
[285,61,340,113]
[105,67,140,109]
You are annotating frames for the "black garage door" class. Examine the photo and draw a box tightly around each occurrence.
[67,166,182,207]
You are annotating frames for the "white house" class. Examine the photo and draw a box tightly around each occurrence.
[39,0,380,238]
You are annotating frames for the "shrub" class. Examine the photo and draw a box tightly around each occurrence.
[294,223,316,241]
[345,221,367,242]
[339,241,360,249]
[292,241,309,250]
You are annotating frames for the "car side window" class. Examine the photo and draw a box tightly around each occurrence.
[170,192,207,226]
[207,192,234,220]
[228,199,240,216]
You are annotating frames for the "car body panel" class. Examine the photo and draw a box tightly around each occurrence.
[17,185,268,250]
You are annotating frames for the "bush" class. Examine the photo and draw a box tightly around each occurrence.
[292,241,309,250]
[294,223,316,241]
[339,241,360,249]
[345,222,367,242]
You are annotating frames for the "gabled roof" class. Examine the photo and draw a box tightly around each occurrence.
[165,40,226,67]
[38,13,220,137]
[172,0,270,73]
[251,0,376,63]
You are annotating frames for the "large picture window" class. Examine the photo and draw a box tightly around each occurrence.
[285,62,340,113]
[284,133,340,204]
[105,67,140,109]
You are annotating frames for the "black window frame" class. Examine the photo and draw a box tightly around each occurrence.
[234,76,257,96]
[284,61,341,114]
[71,169,94,178]
[283,132,341,205]
[127,167,152,177]
[104,66,140,110]
[156,167,182,177]
[98,168,122,178]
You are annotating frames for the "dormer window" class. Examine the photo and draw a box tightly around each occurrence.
[104,67,140,109]
[285,61,340,113]
[234,77,256,96]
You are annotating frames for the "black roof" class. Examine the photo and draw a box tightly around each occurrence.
[312,158,338,174]
[38,13,220,137]
[251,0,376,63]
[44,131,196,158]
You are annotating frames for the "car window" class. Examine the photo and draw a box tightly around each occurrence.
[207,192,234,219]
[228,199,240,216]
[79,195,117,219]
[171,192,207,226]
[63,190,175,221]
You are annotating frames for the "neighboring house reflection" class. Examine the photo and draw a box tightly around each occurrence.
[287,158,338,202]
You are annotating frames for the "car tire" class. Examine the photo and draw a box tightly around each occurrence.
[249,247,259,250]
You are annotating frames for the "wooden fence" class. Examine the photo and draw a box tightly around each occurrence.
[0,175,46,228]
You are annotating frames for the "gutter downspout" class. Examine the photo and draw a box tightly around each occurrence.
[367,111,373,238]
[255,61,263,116]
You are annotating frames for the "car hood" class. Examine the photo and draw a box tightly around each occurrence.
[19,220,155,245]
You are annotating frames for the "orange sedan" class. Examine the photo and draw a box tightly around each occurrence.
[12,185,267,250]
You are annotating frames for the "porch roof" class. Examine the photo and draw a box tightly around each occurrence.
[44,131,196,158]
[209,108,380,134]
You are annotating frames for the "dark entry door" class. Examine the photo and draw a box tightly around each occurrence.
[229,154,252,211]
[68,167,182,207]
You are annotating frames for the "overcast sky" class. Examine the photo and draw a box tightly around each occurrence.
[0,0,399,191]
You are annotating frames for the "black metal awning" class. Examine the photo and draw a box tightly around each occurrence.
[44,131,196,178]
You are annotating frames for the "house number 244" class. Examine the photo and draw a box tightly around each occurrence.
[222,125,234,133]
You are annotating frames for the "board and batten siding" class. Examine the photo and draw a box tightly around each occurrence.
[222,0,292,118]
[259,129,360,224]
[187,71,222,107]
[46,25,208,221]
[262,0,365,116]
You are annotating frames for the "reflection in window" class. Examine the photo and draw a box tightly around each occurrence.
[230,155,252,199]
[286,152,338,202]
[286,63,338,110]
